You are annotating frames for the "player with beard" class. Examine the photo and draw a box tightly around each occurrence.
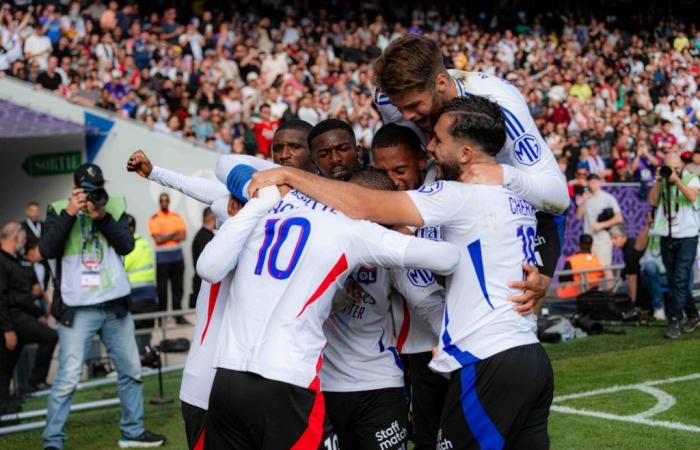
[271,119,315,172]
[249,96,555,450]
[373,35,568,294]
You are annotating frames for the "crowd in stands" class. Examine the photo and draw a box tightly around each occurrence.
[1,2,700,175]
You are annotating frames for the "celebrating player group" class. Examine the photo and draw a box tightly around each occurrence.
[127,35,568,450]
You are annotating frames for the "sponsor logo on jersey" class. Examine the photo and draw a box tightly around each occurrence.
[356,267,377,284]
[417,181,444,196]
[375,420,407,450]
[407,268,435,287]
[415,226,441,241]
[436,429,454,450]
[513,134,541,166]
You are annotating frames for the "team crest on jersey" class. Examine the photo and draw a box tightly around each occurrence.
[356,267,377,284]
[407,268,435,287]
[513,134,541,166]
[417,181,444,196]
[415,226,441,241]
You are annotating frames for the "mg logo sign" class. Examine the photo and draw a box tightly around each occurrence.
[514,134,541,166]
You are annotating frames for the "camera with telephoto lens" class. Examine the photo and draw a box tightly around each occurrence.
[80,183,109,209]
[659,165,673,179]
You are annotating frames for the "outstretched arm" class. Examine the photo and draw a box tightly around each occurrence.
[127,150,228,204]
[249,167,425,227]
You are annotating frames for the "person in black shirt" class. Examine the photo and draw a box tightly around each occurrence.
[36,56,62,91]
[0,223,57,412]
[610,223,650,305]
[189,207,215,308]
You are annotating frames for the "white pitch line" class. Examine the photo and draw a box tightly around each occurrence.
[553,373,700,402]
[631,385,676,419]
[551,405,700,433]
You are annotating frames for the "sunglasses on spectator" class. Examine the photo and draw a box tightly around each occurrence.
[576,171,588,177]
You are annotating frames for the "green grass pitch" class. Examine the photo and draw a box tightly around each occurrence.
[2,324,699,449]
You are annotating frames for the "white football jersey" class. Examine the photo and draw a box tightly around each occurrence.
[213,200,425,389]
[320,267,404,392]
[389,267,444,354]
[179,277,230,409]
[376,70,568,214]
[391,163,445,355]
[405,181,540,374]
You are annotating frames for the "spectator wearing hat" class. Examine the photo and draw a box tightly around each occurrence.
[40,163,165,449]
[576,173,624,285]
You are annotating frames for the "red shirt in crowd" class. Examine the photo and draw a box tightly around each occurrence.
[252,119,280,156]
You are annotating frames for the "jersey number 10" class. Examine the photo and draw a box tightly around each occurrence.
[517,225,537,266]
[255,218,311,279]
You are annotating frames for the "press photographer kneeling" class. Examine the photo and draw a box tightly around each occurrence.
[39,163,165,449]
[648,153,700,339]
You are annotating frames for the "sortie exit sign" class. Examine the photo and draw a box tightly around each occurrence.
[21,151,82,176]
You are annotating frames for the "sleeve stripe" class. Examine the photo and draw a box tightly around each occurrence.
[501,107,525,134]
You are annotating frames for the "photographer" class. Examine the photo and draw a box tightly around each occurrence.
[39,163,165,449]
[648,153,700,339]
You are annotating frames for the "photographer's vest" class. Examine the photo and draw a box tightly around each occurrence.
[49,197,131,307]
[652,172,700,239]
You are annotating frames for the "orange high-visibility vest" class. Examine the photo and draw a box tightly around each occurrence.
[556,253,605,298]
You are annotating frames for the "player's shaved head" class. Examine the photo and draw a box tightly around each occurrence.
[349,168,396,191]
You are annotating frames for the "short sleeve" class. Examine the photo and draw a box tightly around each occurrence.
[349,220,413,269]
[176,214,187,232]
[147,216,158,237]
[404,181,467,227]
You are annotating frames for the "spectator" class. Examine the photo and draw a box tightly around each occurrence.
[251,104,280,157]
[39,163,165,448]
[189,207,215,308]
[556,234,605,298]
[648,152,700,338]
[147,193,188,325]
[36,55,61,91]
[23,26,52,71]
[0,223,57,413]
[685,148,700,176]
[582,140,611,179]
[576,173,624,282]
[123,214,157,355]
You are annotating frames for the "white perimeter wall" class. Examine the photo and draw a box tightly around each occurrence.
[0,76,220,299]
